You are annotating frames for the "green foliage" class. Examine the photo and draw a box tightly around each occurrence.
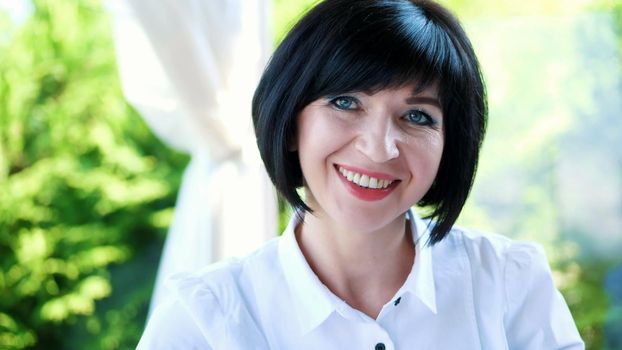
[0,0,188,348]
[272,0,318,45]
[439,0,597,18]
[557,259,614,350]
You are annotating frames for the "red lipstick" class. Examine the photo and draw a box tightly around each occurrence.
[334,165,399,201]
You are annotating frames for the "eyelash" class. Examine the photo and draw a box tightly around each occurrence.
[329,96,360,111]
[327,95,438,127]
[403,109,437,127]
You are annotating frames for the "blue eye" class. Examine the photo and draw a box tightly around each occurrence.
[405,110,436,126]
[329,96,358,110]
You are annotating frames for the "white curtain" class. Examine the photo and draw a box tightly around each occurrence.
[108,0,277,311]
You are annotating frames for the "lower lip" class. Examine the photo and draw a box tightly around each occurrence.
[335,167,399,201]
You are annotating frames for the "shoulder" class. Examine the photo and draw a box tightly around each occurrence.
[441,225,546,273]
[137,238,281,349]
[439,226,583,348]
[166,236,281,313]
[432,224,552,305]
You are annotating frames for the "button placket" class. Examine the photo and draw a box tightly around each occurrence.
[363,312,394,350]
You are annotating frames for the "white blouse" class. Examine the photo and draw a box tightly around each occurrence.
[137,210,584,349]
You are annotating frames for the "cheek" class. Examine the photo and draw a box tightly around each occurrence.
[297,112,354,160]
[425,133,444,163]
[404,132,444,180]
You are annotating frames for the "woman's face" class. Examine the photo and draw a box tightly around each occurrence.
[296,84,444,233]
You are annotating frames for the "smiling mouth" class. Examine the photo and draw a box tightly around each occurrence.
[335,165,399,189]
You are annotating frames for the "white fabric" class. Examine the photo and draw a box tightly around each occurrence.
[137,210,584,349]
[108,0,277,311]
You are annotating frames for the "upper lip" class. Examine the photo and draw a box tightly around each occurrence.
[334,163,400,181]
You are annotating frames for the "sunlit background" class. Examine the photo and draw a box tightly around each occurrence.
[1,0,620,349]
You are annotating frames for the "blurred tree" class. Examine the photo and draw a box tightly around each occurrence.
[272,0,317,46]
[0,0,188,349]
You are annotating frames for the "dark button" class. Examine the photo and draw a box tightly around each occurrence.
[394,297,401,306]
[375,343,386,350]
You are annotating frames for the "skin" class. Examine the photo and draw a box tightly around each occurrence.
[295,83,445,319]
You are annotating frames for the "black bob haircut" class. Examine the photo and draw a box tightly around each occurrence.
[252,0,487,244]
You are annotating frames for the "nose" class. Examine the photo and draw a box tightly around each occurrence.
[354,119,400,163]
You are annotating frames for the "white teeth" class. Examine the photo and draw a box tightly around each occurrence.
[353,173,361,184]
[369,177,378,188]
[337,166,394,189]
[359,175,370,187]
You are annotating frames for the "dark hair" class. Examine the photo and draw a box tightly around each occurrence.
[252,0,487,244]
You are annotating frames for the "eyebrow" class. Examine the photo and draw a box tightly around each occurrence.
[405,96,441,108]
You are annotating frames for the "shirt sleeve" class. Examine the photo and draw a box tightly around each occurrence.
[136,298,213,350]
[503,242,585,350]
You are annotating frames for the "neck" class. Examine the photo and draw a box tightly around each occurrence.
[295,210,415,319]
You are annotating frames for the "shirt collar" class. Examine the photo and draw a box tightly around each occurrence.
[278,213,339,335]
[277,209,438,335]
[401,209,438,314]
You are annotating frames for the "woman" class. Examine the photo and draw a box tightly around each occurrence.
[138,0,584,348]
